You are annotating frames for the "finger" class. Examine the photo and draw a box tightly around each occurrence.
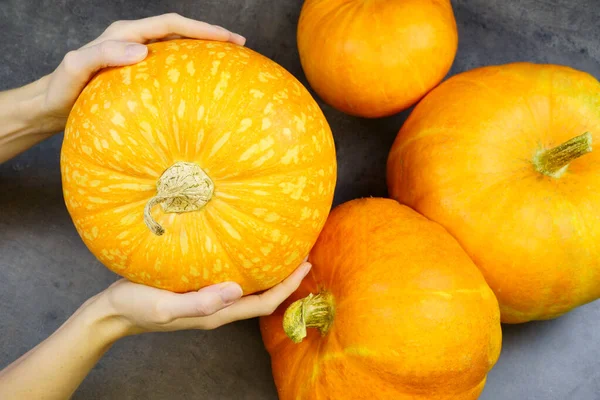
[56,40,147,89]
[155,282,243,322]
[212,262,312,324]
[98,13,246,46]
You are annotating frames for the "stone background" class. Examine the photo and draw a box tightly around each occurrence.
[0,0,599,398]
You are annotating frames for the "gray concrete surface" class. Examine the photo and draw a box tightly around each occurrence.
[1,0,599,398]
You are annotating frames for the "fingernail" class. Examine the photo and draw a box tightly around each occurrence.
[125,44,147,58]
[233,33,246,45]
[219,283,243,303]
[301,263,312,277]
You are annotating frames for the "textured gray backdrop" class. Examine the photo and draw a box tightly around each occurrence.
[1,0,599,399]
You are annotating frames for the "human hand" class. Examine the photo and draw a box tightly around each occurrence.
[101,260,312,336]
[39,13,245,134]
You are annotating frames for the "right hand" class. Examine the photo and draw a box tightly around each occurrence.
[101,260,312,335]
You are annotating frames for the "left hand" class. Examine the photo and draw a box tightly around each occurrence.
[39,13,246,133]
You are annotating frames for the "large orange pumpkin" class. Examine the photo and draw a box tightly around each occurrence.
[61,39,336,294]
[387,63,600,323]
[260,198,501,399]
[297,0,458,118]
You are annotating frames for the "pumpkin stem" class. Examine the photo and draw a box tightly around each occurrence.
[533,132,592,178]
[144,162,214,236]
[282,291,335,344]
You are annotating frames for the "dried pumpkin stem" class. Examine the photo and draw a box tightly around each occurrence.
[144,162,214,236]
[533,132,592,178]
[283,291,335,344]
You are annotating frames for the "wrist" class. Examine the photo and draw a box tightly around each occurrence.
[14,76,62,136]
[76,291,132,347]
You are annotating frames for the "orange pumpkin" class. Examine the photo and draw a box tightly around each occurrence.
[297,0,458,118]
[61,39,337,294]
[387,63,600,323]
[260,198,501,399]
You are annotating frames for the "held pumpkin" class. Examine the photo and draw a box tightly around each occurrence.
[387,63,600,323]
[260,198,501,399]
[61,39,336,294]
[297,0,458,118]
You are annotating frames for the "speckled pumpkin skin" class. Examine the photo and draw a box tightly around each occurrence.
[61,39,337,294]
[260,198,502,399]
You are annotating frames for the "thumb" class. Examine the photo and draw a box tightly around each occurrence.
[57,40,147,86]
[159,282,243,320]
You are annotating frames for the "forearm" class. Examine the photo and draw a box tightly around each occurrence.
[0,293,128,400]
[0,76,58,163]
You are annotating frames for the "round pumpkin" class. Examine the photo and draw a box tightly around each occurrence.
[260,198,501,399]
[387,62,600,323]
[61,39,337,294]
[297,0,458,118]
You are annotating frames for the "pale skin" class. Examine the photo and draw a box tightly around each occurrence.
[0,13,312,400]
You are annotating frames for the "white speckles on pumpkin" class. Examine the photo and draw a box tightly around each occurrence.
[217,52,226,58]
[220,219,242,240]
[166,42,180,51]
[186,61,196,76]
[214,259,223,272]
[280,176,308,200]
[253,190,269,196]
[109,182,154,191]
[101,139,109,149]
[237,118,253,133]
[209,131,231,157]
[116,231,128,240]
[252,149,275,168]
[195,128,205,152]
[177,99,186,118]
[197,105,205,121]
[270,229,282,242]
[258,71,276,82]
[285,250,300,265]
[104,101,111,109]
[90,104,99,113]
[239,136,275,161]
[135,73,150,80]
[109,129,124,145]
[190,266,200,277]
[111,112,126,128]
[211,60,221,76]
[120,214,137,225]
[127,101,138,112]
[168,68,180,83]
[294,114,306,133]
[166,54,176,65]
[300,207,312,220]
[82,145,92,155]
[181,275,189,283]
[213,72,231,100]
[181,54,189,60]
[281,146,300,165]
[205,236,213,252]
[180,228,189,255]
[153,79,160,88]
[313,209,321,220]
[88,196,111,204]
[264,212,280,223]
[262,118,272,130]
[264,102,274,115]
[93,137,103,151]
[250,89,264,98]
